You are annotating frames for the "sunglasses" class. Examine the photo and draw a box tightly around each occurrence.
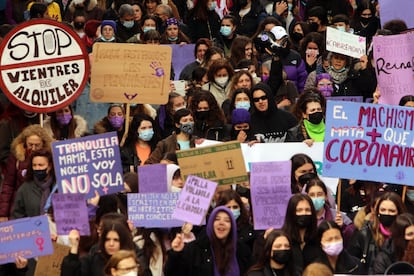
[253,95,268,102]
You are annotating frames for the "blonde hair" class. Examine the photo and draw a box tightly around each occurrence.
[11,124,53,161]
[104,250,139,276]
[303,263,333,276]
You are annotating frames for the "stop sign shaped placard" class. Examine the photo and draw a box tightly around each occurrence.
[0,19,89,113]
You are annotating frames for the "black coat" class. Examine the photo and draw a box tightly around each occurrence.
[372,238,395,275]
[164,234,252,276]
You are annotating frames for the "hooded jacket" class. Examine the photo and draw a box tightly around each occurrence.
[250,82,297,143]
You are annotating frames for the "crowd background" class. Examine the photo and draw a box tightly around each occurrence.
[1,0,414,275]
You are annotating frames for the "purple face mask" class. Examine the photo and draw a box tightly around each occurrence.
[262,75,269,83]
[319,85,333,97]
[56,113,72,125]
[109,116,124,129]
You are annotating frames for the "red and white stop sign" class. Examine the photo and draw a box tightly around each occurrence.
[0,19,89,113]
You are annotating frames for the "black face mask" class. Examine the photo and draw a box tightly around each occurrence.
[291,32,304,42]
[196,110,209,121]
[74,22,85,29]
[296,214,312,228]
[378,214,396,227]
[272,249,291,264]
[33,169,48,181]
[309,22,319,32]
[298,172,318,186]
[308,111,324,124]
[360,17,371,25]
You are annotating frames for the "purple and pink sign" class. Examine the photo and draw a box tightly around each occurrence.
[52,132,124,198]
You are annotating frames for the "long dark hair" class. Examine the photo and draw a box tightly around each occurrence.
[49,105,78,139]
[392,213,414,261]
[189,90,226,127]
[282,194,317,245]
[290,153,317,194]
[98,222,135,261]
[124,113,160,150]
[216,189,250,228]
[247,229,295,275]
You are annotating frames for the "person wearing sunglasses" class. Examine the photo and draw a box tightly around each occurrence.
[249,82,297,143]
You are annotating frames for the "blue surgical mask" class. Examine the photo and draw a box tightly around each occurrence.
[235,101,250,110]
[138,129,154,141]
[168,36,179,41]
[123,20,134,29]
[100,36,115,42]
[337,26,346,32]
[220,26,232,37]
[209,1,216,10]
[407,190,414,201]
[288,3,293,11]
[143,26,156,33]
[311,197,325,211]
[231,209,240,220]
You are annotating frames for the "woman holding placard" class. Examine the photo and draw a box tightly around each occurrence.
[165,206,251,276]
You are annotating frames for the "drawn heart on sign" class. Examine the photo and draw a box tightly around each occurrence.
[124,93,138,100]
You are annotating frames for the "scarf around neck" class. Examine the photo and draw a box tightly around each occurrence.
[303,119,325,142]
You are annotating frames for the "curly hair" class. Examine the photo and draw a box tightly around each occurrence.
[189,90,226,126]
[206,58,234,83]
[11,124,53,161]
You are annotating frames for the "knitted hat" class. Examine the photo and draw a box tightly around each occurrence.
[231,108,251,125]
[84,19,101,37]
[101,20,117,33]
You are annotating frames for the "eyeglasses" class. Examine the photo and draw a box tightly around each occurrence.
[253,95,267,102]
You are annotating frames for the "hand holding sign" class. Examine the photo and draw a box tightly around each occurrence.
[171,233,185,252]
[68,229,80,254]
[15,256,28,269]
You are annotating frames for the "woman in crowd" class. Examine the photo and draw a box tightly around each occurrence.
[348,192,405,274]
[229,36,255,69]
[165,206,252,275]
[146,108,195,164]
[223,86,251,124]
[0,124,53,220]
[202,59,234,107]
[281,194,318,275]
[186,0,221,42]
[127,14,159,42]
[215,15,239,57]
[307,221,361,274]
[160,17,191,44]
[104,250,143,276]
[43,105,88,140]
[216,189,256,252]
[373,213,414,274]
[94,104,126,142]
[189,90,229,141]
[120,114,160,172]
[156,92,187,138]
[290,153,318,194]
[62,223,137,276]
[230,108,254,142]
[11,149,56,219]
[94,20,118,43]
[247,229,297,276]
[201,46,225,69]
[286,89,326,145]
[299,32,325,74]
[351,0,380,43]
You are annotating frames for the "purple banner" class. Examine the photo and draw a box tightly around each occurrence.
[52,194,90,235]
[52,132,124,198]
[128,193,182,228]
[0,216,53,265]
[170,44,195,80]
[138,164,167,193]
[379,0,414,29]
[172,175,217,225]
[326,96,363,102]
[373,32,414,105]
[323,101,414,184]
[250,161,291,230]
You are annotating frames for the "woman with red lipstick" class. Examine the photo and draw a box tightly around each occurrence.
[165,206,252,276]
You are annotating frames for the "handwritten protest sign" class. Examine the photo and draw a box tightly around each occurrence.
[90,43,171,104]
[326,27,366,58]
[373,32,414,105]
[0,20,89,113]
[52,132,124,198]
[172,175,217,225]
[0,215,53,265]
[170,44,195,80]
[177,141,248,185]
[379,0,414,29]
[323,101,414,185]
[241,142,338,196]
[138,164,167,193]
[128,193,181,228]
[52,194,90,235]
[34,242,70,276]
[250,161,291,230]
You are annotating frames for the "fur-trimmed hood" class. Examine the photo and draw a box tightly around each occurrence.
[43,114,88,139]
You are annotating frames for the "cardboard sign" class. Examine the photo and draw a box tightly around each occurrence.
[52,194,90,235]
[379,0,414,29]
[326,27,366,58]
[250,161,291,230]
[172,175,217,225]
[176,141,248,185]
[138,164,167,193]
[373,32,414,105]
[128,193,182,228]
[170,44,195,80]
[90,43,172,104]
[323,101,414,185]
[34,242,70,276]
[0,216,53,265]
[241,142,339,196]
[0,19,89,113]
[52,132,124,198]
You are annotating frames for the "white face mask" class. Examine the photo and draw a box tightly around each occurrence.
[171,186,182,193]
[214,76,229,86]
